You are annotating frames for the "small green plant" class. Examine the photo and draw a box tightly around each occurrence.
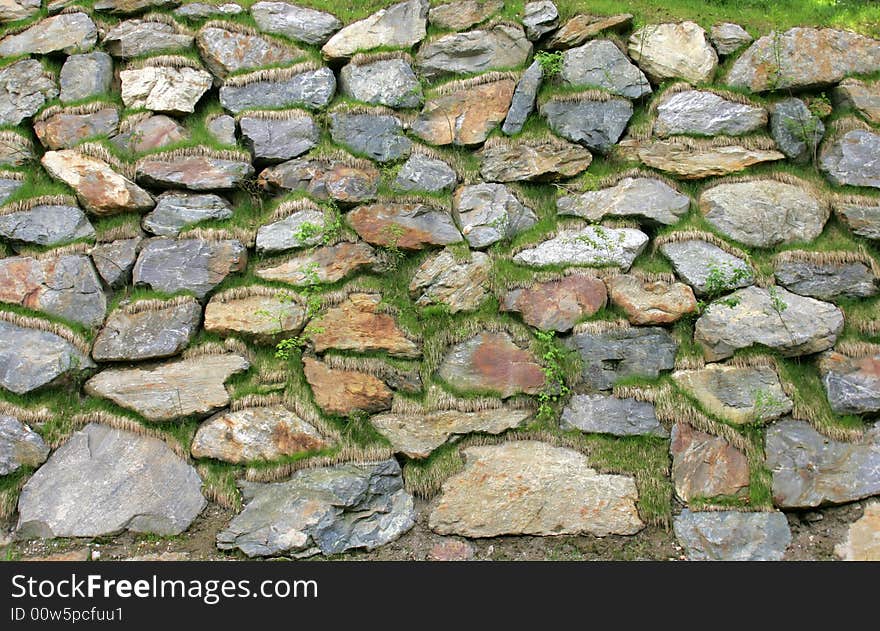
[751,387,787,423]
[768,285,788,314]
[293,220,323,244]
[534,329,571,422]
[703,261,751,298]
[535,50,564,77]
[380,223,407,270]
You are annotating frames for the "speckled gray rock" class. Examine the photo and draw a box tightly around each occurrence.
[659,239,753,296]
[523,1,558,41]
[206,114,236,145]
[409,249,491,313]
[92,298,201,362]
[217,459,415,557]
[654,90,767,137]
[765,419,880,508]
[16,423,206,538]
[255,208,325,254]
[0,59,58,126]
[59,52,113,103]
[566,325,677,390]
[540,96,633,153]
[774,257,877,301]
[251,2,340,45]
[415,23,531,80]
[240,113,319,163]
[479,138,592,182]
[513,226,649,270]
[558,176,690,225]
[0,202,94,248]
[502,60,542,136]
[175,2,243,19]
[321,0,428,59]
[0,320,95,394]
[674,510,791,561]
[561,393,667,437]
[819,351,880,416]
[120,65,212,115]
[339,57,422,109]
[820,129,880,189]
[710,22,753,56]
[103,18,193,58]
[132,238,247,299]
[329,112,412,163]
[770,98,824,163]
[219,66,336,114]
[453,183,537,248]
[142,192,233,237]
[0,415,48,476]
[91,238,142,288]
[834,78,880,125]
[561,39,651,99]
[695,286,844,361]
[393,153,457,193]
[195,24,300,81]
[0,12,97,56]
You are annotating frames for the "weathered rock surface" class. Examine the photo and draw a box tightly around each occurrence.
[339,56,422,109]
[218,66,336,113]
[255,208,325,254]
[132,238,247,299]
[0,12,96,56]
[84,353,250,421]
[659,239,753,296]
[196,25,300,80]
[329,112,412,163]
[674,509,791,561]
[259,156,379,203]
[501,274,606,332]
[834,78,880,125]
[394,153,457,193]
[654,90,767,137]
[835,501,880,561]
[628,21,718,84]
[120,64,212,115]
[453,183,537,248]
[103,18,193,58]
[696,286,843,361]
[774,257,877,301]
[0,414,48,476]
[0,319,94,394]
[348,201,462,250]
[34,107,119,151]
[303,357,392,416]
[0,0,39,22]
[429,441,644,537]
[501,60,542,136]
[59,52,113,103]
[256,241,379,286]
[92,298,201,362]
[0,201,94,248]
[561,39,651,99]
[770,98,825,163]
[204,292,307,341]
[480,138,592,182]
[143,192,233,237]
[90,238,141,288]
[540,96,633,153]
[558,176,690,225]
[835,199,880,241]
[239,113,319,163]
[820,129,880,189]
[136,153,254,191]
[545,13,633,49]
[416,23,531,80]
[710,22,753,56]
[607,274,697,325]
[321,0,428,59]
[112,114,190,154]
[250,2,341,45]
[206,114,236,145]
[93,0,179,14]
[561,393,667,437]
[411,78,515,146]
[513,226,649,270]
[819,351,880,416]
[0,133,33,167]
[523,1,558,40]
[409,250,490,313]
[0,59,57,127]
[765,419,880,508]
[670,422,749,501]
[629,138,784,178]
[428,0,502,31]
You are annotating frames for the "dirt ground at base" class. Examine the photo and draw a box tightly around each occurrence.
[0,499,868,562]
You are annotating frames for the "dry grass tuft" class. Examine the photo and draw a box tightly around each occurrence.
[221,61,324,87]
[0,311,90,355]
[0,195,78,216]
[121,294,199,315]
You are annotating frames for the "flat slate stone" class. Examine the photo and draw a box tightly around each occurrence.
[393,153,457,193]
[133,238,247,299]
[0,202,94,248]
[0,12,97,56]
[0,59,57,127]
[256,241,379,286]
[91,298,202,362]
[774,257,878,301]
[59,52,113,103]
[561,39,651,99]
[302,357,392,417]
[321,0,428,59]
[0,320,94,394]
[561,393,667,437]
[329,112,412,163]
[540,96,633,153]
[558,176,690,226]
[0,414,49,475]
[415,23,531,80]
[654,89,767,137]
[250,1,341,46]
[513,226,649,270]
[142,192,233,237]
[91,238,141,288]
[409,249,491,313]
[659,239,754,296]
[239,113,319,164]
[819,351,880,416]
[218,66,336,114]
[347,201,462,250]
[674,509,791,561]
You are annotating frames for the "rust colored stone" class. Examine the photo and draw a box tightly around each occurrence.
[303,357,393,416]
[502,275,606,332]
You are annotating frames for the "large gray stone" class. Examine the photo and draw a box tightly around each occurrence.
[561,393,667,437]
[523,1,558,41]
[59,52,113,103]
[0,320,95,394]
[251,2,341,45]
[540,96,633,153]
[16,424,206,538]
[92,298,202,362]
[135,152,254,191]
[0,201,94,248]
[255,208,325,254]
[820,129,880,189]
[453,183,537,248]
[561,39,651,99]
[774,257,877,301]
[195,24,300,81]
[558,176,689,226]
[329,112,412,163]
[239,113,319,163]
[217,459,415,557]
[674,509,791,561]
[322,0,428,59]
[142,192,233,237]
[257,156,380,203]
[339,56,422,109]
[819,351,880,416]
[111,114,190,154]
[770,98,825,163]
[479,138,592,182]
[0,414,48,476]
[654,90,767,137]
[628,21,718,84]
[0,12,96,56]
[393,153,457,193]
[206,114,236,145]
[501,60,542,136]
[219,66,336,114]
[416,23,531,80]
[132,238,247,299]
[0,59,58,126]
[513,226,649,270]
[103,18,193,58]
[90,238,141,288]
[659,239,753,296]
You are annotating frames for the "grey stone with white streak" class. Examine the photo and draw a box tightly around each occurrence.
[255,209,326,254]
[0,320,95,395]
[774,258,878,301]
[523,1,558,41]
[393,153,457,193]
[653,90,767,137]
[674,509,791,561]
[219,67,336,114]
[453,183,537,249]
[659,239,753,296]
[143,192,233,238]
[91,238,142,289]
[513,226,649,270]
[132,238,247,299]
[0,59,58,127]
[558,176,690,226]
[174,2,243,19]
[820,129,880,189]
[92,299,201,362]
[0,203,94,248]
[240,114,319,163]
[340,57,422,109]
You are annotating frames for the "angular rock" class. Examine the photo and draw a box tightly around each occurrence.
[112,114,190,154]
[0,12,97,56]
[727,28,880,92]
[480,138,592,182]
[90,238,141,288]
[0,59,58,126]
[258,156,379,203]
[774,256,877,301]
[103,18,193,58]
[0,414,48,476]
[628,21,718,84]
[607,274,697,325]
[766,419,880,508]
[835,501,880,561]
[133,238,247,299]
[135,152,254,191]
[523,1,558,41]
[250,2,341,45]
[310,293,421,358]
[321,0,428,59]
[329,112,412,163]
[561,39,651,99]
[699,179,829,247]
[120,64,212,115]
[834,78,880,125]
[0,319,95,394]
[59,52,113,103]
[770,98,825,163]
[218,66,335,113]
[348,201,462,250]
[409,249,491,313]
[416,23,531,80]
[429,441,644,537]
[558,176,689,226]
[654,90,767,137]
[820,129,880,189]
[34,107,119,151]
[513,225,649,270]
[540,96,633,153]
[659,239,753,296]
[670,422,749,502]
[694,286,844,361]
[411,78,515,146]
[0,254,107,328]
[561,393,667,437]
[191,405,329,463]
[672,364,792,425]
[196,25,300,81]
[0,0,39,22]
[674,509,791,561]
[206,114,236,145]
[428,0,502,31]
[239,112,318,164]
[546,13,633,50]
[142,192,233,237]
[339,56,422,109]
[393,153,457,193]
[303,357,392,416]
[204,291,307,341]
[217,459,415,557]
[92,298,201,362]
[255,207,326,254]
[835,198,880,241]
[453,183,537,248]
[501,60,542,136]
[256,241,379,286]
[501,274,606,332]
[0,200,94,248]
[819,351,880,416]
[710,22,753,56]
[436,331,544,397]
[629,138,785,178]
[17,424,205,538]
[85,353,250,421]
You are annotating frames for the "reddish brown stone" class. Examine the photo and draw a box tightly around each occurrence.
[256,241,379,286]
[135,153,254,191]
[501,275,606,332]
[258,158,380,204]
[546,13,634,49]
[303,357,393,416]
[411,79,515,146]
[607,274,698,325]
[670,422,750,502]
[114,114,190,154]
[347,202,462,250]
[33,107,119,150]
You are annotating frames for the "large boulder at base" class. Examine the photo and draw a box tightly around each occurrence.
[0,319,94,394]
[561,39,651,99]
[670,422,749,502]
[674,510,791,561]
[453,183,537,248]
[329,111,412,163]
[0,12,97,56]
[132,238,247,299]
[653,89,767,137]
[765,419,880,508]
[694,286,844,361]
[0,59,57,127]
[321,0,428,59]
[774,255,878,302]
[659,239,753,296]
[429,441,645,537]
[217,459,415,557]
[557,176,690,226]
[347,201,462,250]
[606,274,698,325]
[218,66,336,114]
[339,55,422,109]
[628,21,718,84]
[501,60,542,136]
[409,249,491,313]
[84,353,250,421]
[501,274,606,333]
[302,357,392,417]
[820,129,880,189]
[16,423,205,538]
[835,501,880,561]
[560,393,667,437]
[120,63,213,115]
[819,351,880,416]
[59,52,113,103]
[411,78,515,146]
[540,95,633,153]
[0,414,49,475]
[415,23,531,80]
[250,2,341,46]
[479,138,592,183]
[195,24,300,81]
[513,226,649,270]
[142,192,233,237]
[256,241,379,286]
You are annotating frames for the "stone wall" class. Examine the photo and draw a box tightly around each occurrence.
[0,0,879,562]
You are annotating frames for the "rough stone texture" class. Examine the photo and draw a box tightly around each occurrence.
[0,254,107,328]
[416,23,531,80]
[196,25,300,81]
[16,424,205,538]
[540,96,633,153]
[302,357,392,416]
[770,98,825,163]
[0,134,33,168]
[59,52,113,103]
[0,0,39,22]
[699,179,829,248]
[560,393,667,437]
[393,153,457,193]
[339,57,422,109]
[84,353,250,421]
[251,2,341,45]
[329,112,412,163]
[513,226,649,270]
[710,22,753,56]
[0,59,57,127]
[453,183,537,248]
[0,12,97,56]
[835,501,880,561]
[835,200,880,241]
[727,28,880,92]
[91,238,141,288]
[143,192,233,237]
[654,90,767,137]
[132,238,247,299]
[191,405,329,463]
[629,138,785,178]
[480,138,592,182]
[0,177,22,205]
[428,0,502,31]
[558,176,690,226]
[41,150,153,216]
[135,154,254,191]
[819,351,880,416]
[218,67,336,113]
[92,299,202,362]
[120,66,212,115]
[34,108,119,151]
[348,202,462,250]
[820,129,880,189]
[103,19,193,58]
[659,239,753,296]
[674,509,791,561]
[111,115,190,154]
[258,156,379,203]
[204,293,307,341]
[0,414,49,475]
[240,114,318,164]
[256,241,379,286]
[628,21,718,84]
[321,0,428,59]
[0,320,94,394]
[546,13,633,49]
[834,78,880,125]
[566,326,677,391]
[429,441,644,537]
[672,364,792,425]
[670,422,750,502]
[765,419,880,508]
[501,60,542,136]
[523,1,558,41]
[255,208,325,254]
[607,274,697,325]
[0,202,95,248]
[310,293,421,358]
[411,78,515,146]
[436,331,545,397]
[501,275,606,332]
[561,39,651,99]
[217,459,415,557]
[695,286,844,361]
[774,258,877,301]
[409,250,490,313]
